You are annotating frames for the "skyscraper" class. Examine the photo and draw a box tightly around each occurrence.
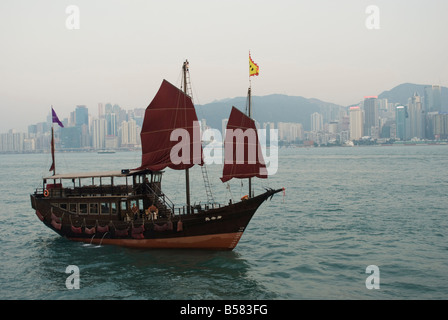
[395,106,407,140]
[349,106,363,140]
[92,118,106,149]
[75,105,89,127]
[311,112,323,132]
[408,92,424,139]
[363,96,378,137]
[121,119,137,146]
[424,85,442,113]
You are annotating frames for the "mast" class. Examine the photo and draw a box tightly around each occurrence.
[50,126,56,176]
[49,106,64,175]
[183,60,191,214]
[247,85,252,198]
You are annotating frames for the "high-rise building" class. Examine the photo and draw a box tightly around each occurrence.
[311,112,323,132]
[363,96,378,137]
[277,122,303,141]
[395,106,407,140]
[92,118,106,149]
[105,103,121,136]
[433,113,448,140]
[106,112,117,136]
[328,121,338,134]
[408,92,424,139]
[349,106,363,140]
[424,85,442,113]
[121,119,137,146]
[75,105,89,127]
[74,105,90,148]
[98,103,104,119]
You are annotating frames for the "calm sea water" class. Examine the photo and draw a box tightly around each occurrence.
[0,145,447,300]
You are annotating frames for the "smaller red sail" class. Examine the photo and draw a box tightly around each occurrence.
[138,79,203,171]
[221,107,268,182]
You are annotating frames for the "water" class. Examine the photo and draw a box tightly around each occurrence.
[1,145,447,300]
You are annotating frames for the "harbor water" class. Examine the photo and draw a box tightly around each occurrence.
[0,145,447,299]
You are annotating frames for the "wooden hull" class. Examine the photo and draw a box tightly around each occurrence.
[69,232,244,250]
[31,189,282,250]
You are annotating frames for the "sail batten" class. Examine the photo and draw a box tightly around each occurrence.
[138,79,203,171]
[221,107,268,183]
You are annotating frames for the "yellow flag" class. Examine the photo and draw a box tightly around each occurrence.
[249,53,259,77]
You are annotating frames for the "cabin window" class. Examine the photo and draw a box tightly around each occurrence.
[69,203,77,213]
[89,203,98,214]
[101,202,110,215]
[153,174,161,182]
[111,202,117,215]
[79,203,88,215]
[121,201,127,211]
[60,203,67,211]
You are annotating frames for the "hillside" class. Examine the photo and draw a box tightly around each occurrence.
[195,83,448,132]
[378,83,448,107]
[196,94,343,131]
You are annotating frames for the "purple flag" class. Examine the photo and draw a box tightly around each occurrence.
[51,107,64,127]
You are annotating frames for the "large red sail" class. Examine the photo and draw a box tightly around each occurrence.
[138,79,203,171]
[221,107,268,182]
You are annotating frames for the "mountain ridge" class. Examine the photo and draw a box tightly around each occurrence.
[196,83,448,131]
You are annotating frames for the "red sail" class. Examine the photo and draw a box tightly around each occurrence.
[221,107,268,182]
[138,79,203,171]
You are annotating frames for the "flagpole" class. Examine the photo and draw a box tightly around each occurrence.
[248,85,252,198]
[49,106,56,176]
[49,106,64,175]
[51,126,55,176]
[248,51,259,198]
[248,52,252,198]
[183,60,191,214]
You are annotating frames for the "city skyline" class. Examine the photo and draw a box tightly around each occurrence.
[2,84,447,153]
[1,1,448,132]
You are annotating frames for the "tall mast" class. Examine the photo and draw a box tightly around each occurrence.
[183,60,191,214]
[247,85,252,198]
[49,106,56,176]
[50,126,56,176]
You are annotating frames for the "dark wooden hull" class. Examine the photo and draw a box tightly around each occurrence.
[30,189,282,250]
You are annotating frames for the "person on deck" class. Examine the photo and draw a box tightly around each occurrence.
[131,203,138,220]
[149,204,158,220]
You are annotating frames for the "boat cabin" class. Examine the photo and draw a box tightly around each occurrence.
[35,169,171,221]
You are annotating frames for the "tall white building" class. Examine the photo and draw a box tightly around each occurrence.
[278,122,303,141]
[349,106,363,140]
[408,92,424,139]
[92,118,106,149]
[121,119,137,146]
[311,112,323,132]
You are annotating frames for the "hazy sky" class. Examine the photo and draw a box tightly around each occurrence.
[1,0,447,132]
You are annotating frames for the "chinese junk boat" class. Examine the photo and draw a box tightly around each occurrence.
[30,60,282,250]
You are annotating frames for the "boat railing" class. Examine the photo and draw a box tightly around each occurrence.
[143,183,175,214]
[38,185,134,198]
[174,202,223,215]
[71,185,133,196]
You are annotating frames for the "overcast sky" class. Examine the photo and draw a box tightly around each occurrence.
[1,0,447,132]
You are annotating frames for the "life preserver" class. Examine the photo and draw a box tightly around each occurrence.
[241,195,249,201]
[43,189,50,197]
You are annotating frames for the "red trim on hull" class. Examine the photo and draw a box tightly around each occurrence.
[69,232,244,251]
